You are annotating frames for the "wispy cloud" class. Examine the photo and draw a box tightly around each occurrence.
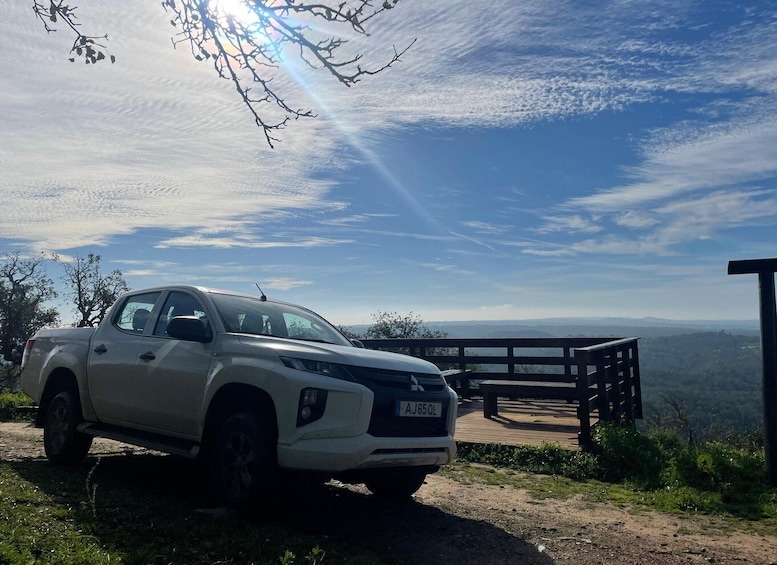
[566,119,777,212]
[534,215,603,235]
[613,211,659,229]
[155,234,353,249]
[264,278,312,291]
[461,221,511,235]
[6,0,775,253]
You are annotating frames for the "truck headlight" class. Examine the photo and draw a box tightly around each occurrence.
[280,356,354,381]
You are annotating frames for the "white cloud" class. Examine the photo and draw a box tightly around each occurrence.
[155,234,353,249]
[613,211,660,229]
[4,0,767,255]
[566,119,777,212]
[535,215,603,235]
[264,278,312,291]
[462,221,511,235]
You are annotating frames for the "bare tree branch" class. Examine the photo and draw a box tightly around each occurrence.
[33,0,412,147]
[61,254,130,327]
[32,0,115,65]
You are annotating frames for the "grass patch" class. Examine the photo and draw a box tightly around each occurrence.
[0,458,390,565]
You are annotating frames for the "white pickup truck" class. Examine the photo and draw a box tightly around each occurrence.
[21,285,457,507]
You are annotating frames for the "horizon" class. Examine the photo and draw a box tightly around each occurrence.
[3,2,776,327]
[345,315,761,329]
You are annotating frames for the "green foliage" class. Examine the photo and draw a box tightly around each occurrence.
[456,441,598,481]
[591,423,666,486]
[0,252,59,365]
[0,391,34,422]
[455,424,775,520]
[664,441,767,502]
[364,311,447,339]
[640,331,763,436]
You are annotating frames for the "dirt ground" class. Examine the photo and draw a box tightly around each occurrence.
[1,421,776,565]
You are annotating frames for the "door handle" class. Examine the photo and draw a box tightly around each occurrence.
[139,351,156,362]
[93,344,107,354]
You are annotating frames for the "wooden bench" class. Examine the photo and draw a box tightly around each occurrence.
[479,380,579,418]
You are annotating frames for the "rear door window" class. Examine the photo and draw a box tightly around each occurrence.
[114,292,161,333]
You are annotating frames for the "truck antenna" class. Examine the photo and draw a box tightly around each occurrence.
[255,283,267,301]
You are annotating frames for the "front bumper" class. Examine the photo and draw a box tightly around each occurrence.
[277,433,456,472]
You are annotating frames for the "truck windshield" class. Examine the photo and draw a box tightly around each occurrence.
[209,293,352,347]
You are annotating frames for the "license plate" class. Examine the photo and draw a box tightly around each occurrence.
[396,400,442,418]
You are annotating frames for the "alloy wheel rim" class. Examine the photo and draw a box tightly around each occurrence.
[49,403,68,452]
[221,431,255,499]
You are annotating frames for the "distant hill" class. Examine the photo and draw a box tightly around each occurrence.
[346,317,761,339]
[428,318,761,339]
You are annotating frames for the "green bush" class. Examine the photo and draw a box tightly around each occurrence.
[591,422,666,486]
[664,441,767,501]
[456,441,599,480]
[457,426,774,518]
[0,391,35,422]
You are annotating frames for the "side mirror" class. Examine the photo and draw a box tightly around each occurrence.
[351,339,365,349]
[167,316,212,343]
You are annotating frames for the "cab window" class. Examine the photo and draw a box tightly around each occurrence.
[115,292,161,333]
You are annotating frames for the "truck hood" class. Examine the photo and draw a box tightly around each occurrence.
[237,335,440,374]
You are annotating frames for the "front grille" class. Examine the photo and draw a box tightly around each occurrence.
[347,367,446,392]
[345,366,451,438]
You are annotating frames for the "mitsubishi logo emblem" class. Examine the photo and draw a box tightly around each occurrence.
[409,375,425,392]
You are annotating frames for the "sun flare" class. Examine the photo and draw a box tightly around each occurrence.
[211,0,260,27]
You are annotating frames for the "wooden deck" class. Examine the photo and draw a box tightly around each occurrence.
[453,398,589,450]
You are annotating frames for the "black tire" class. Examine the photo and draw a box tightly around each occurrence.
[43,391,93,465]
[211,412,276,510]
[365,468,428,499]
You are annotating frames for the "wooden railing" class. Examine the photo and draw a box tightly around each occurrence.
[360,337,642,448]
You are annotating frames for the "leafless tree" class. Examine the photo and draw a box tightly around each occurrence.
[660,392,697,447]
[33,0,413,147]
[61,254,130,327]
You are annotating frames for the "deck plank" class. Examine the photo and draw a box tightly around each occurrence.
[454,398,587,450]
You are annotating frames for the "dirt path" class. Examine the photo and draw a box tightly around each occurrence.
[2,422,775,564]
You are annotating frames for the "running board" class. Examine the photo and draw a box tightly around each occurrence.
[77,423,200,459]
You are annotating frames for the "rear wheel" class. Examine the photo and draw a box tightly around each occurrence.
[211,412,276,510]
[43,391,93,465]
[365,468,428,499]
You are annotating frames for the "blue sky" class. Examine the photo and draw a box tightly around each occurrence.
[2,1,776,326]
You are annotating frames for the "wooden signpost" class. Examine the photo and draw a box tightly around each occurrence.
[728,258,777,484]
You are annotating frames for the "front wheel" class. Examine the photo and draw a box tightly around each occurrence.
[211,412,276,510]
[43,391,93,465]
[365,468,428,499]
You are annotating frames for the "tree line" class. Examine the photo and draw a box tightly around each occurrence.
[0,252,127,388]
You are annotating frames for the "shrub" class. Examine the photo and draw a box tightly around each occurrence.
[664,441,767,501]
[456,441,599,480]
[591,422,665,486]
[0,391,35,422]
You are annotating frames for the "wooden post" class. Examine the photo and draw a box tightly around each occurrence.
[631,342,643,419]
[575,349,592,449]
[728,258,777,484]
